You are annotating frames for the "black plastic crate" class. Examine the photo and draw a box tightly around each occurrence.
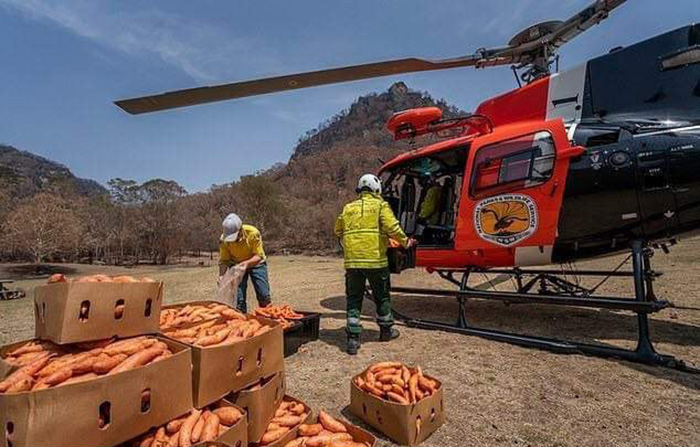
[283,311,320,357]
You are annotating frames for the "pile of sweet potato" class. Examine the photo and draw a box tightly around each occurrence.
[47,273,158,284]
[124,402,244,447]
[257,397,309,445]
[281,411,370,447]
[253,304,303,329]
[161,303,272,347]
[0,336,173,393]
[353,362,438,405]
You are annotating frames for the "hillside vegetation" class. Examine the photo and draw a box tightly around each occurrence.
[0,83,465,265]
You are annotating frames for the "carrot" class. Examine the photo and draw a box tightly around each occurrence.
[319,410,347,433]
[369,361,401,373]
[200,412,220,442]
[93,353,128,374]
[408,372,419,403]
[109,343,167,374]
[213,406,243,425]
[178,409,202,447]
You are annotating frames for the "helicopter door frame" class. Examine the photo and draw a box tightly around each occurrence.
[458,119,583,266]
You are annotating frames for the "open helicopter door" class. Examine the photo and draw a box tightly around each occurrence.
[460,119,583,266]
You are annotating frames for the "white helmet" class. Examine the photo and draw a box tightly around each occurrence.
[357,173,382,194]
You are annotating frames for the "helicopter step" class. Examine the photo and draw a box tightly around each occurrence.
[391,241,698,373]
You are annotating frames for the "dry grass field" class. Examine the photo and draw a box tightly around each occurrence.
[2,241,700,447]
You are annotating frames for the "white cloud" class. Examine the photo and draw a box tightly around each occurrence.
[0,0,279,82]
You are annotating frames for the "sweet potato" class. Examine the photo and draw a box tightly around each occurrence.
[47,273,67,284]
[0,354,52,392]
[284,438,308,447]
[6,376,33,393]
[139,434,155,447]
[178,409,202,447]
[388,391,410,405]
[212,406,243,425]
[166,417,187,435]
[166,431,180,447]
[44,366,73,386]
[201,412,220,442]
[299,424,323,436]
[191,412,207,443]
[319,410,347,433]
[290,402,306,416]
[408,372,419,403]
[274,415,302,427]
[59,372,98,387]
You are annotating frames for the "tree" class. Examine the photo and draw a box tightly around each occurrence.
[4,193,82,264]
[136,179,187,265]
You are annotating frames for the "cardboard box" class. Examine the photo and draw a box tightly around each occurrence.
[161,301,285,408]
[0,336,193,447]
[350,370,445,446]
[250,395,312,447]
[276,413,377,447]
[34,281,163,344]
[119,400,248,447]
[227,371,285,443]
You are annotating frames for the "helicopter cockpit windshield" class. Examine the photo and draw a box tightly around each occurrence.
[382,145,469,248]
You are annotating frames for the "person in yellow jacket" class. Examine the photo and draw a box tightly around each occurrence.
[334,173,416,355]
[219,213,272,313]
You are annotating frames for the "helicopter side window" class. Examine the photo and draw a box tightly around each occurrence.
[471,131,555,198]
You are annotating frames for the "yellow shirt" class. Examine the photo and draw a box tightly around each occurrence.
[219,224,266,265]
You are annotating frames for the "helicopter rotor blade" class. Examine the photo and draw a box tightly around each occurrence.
[115,55,482,115]
[115,0,626,115]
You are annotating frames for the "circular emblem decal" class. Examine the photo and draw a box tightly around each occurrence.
[474,194,538,247]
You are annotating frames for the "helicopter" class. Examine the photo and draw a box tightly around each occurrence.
[115,0,700,371]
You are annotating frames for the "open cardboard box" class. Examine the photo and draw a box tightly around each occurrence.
[0,336,193,447]
[350,368,445,446]
[34,281,163,344]
[250,395,312,447]
[119,399,248,447]
[160,301,285,408]
[226,371,285,443]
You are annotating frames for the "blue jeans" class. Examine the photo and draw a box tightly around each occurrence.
[236,263,272,313]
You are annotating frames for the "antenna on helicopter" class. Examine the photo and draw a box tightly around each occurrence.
[115,0,626,115]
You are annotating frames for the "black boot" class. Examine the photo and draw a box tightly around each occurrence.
[379,327,400,342]
[347,335,360,355]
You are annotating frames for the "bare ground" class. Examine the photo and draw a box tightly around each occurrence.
[2,242,700,447]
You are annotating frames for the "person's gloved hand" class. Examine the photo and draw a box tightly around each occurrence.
[406,238,418,248]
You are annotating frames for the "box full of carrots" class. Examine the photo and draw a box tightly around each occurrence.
[34,274,164,344]
[160,301,284,407]
[226,372,286,443]
[350,361,445,446]
[256,407,376,447]
[118,400,247,447]
[0,335,193,447]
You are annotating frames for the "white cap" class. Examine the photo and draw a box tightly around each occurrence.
[222,213,242,242]
[357,173,382,194]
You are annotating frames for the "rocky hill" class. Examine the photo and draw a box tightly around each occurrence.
[0,144,106,197]
[291,82,465,160]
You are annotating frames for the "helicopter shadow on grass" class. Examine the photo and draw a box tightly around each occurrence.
[318,292,700,389]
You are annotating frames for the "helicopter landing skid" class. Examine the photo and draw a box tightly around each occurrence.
[390,241,698,373]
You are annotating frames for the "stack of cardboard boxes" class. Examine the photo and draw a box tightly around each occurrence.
[0,281,386,447]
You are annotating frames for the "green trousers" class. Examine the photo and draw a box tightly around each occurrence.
[345,267,394,336]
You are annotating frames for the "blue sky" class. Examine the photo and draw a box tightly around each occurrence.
[0,0,697,192]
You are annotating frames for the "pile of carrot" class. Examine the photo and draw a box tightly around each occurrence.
[47,273,158,284]
[160,303,245,331]
[353,362,438,405]
[253,304,304,329]
[123,401,244,447]
[0,336,173,394]
[161,303,272,347]
[280,410,369,447]
[257,397,309,445]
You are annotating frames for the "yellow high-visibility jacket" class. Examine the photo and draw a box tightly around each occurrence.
[418,185,442,225]
[334,192,409,269]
